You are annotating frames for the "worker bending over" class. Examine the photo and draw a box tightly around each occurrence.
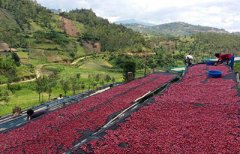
[27,109,47,120]
[214,53,234,69]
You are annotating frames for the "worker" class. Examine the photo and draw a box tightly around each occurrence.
[57,94,63,100]
[214,53,235,69]
[26,109,47,120]
[185,54,193,66]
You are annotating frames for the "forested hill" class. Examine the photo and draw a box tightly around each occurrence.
[0,0,146,52]
[0,8,21,46]
[124,22,228,36]
[233,32,240,36]
[61,10,146,52]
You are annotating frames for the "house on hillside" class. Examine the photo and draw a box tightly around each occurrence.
[0,42,17,55]
[10,48,17,52]
[0,42,10,52]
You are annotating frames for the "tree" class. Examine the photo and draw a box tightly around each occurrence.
[95,74,100,82]
[62,9,147,52]
[60,80,70,96]
[148,57,157,73]
[0,57,17,85]
[8,84,21,94]
[3,91,9,104]
[70,77,78,95]
[0,90,10,105]
[7,68,16,85]
[100,80,105,86]
[121,60,136,82]
[46,76,57,100]
[76,73,81,81]
[91,81,97,90]
[11,53,20,66]
[35,76,47,102]
[111,77,115,84]
[104,74,111,83]
[0,0,52,46]
[88,74,92,90]
[81,84,85,92]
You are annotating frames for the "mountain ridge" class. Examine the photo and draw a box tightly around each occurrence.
[115,19,155,27]
[120,21,229,36]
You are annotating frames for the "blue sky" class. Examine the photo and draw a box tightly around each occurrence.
[36,0,240,32]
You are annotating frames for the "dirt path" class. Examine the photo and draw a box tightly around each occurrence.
[0,78,36,87]
[35,64,44,78]
[71,57,87,65]
[71,55,95,65]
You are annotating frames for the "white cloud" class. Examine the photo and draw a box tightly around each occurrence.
[36,0,240,32]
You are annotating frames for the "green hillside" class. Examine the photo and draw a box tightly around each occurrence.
[0,8,22,46]
[0,0,146,52]
[61,9,146,52]
[0,0,148,83]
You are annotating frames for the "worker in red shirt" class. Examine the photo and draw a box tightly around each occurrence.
[215,53,234,69]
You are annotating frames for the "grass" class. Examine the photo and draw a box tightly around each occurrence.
[17,52,29,59]
[0,88,40,116]
[44,59,122,81]
[0,76,119,116]
[34,43,60,50]
[16,65,35,78]
[30,15,63,33]
[75,44,86,57]
[79,59,113,70]
[50,15,64,32]
[0,57,124,116]
[29,49,48,62]
[30,20,45,32]
[0,61,35,84]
